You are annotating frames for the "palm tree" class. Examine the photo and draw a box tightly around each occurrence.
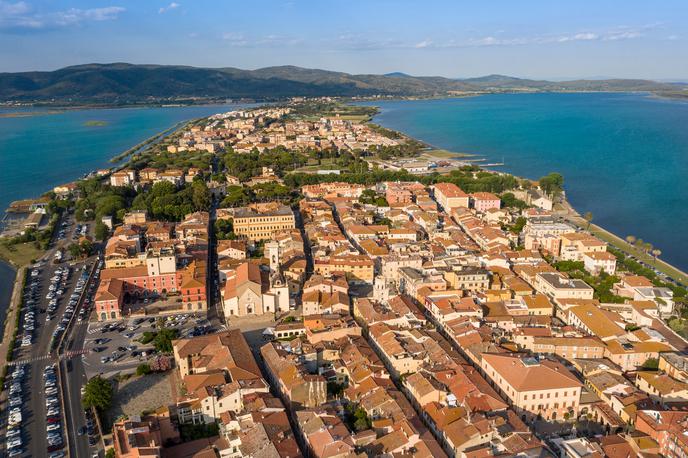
[634,238,644,253]
[644,242,653,255]
[583,212,593,230]
[651,249,662,261]
[625,235,636,245]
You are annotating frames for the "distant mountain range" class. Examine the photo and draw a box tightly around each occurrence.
[0,63,686,105]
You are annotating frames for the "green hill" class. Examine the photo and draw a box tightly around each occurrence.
[0,63,684,105]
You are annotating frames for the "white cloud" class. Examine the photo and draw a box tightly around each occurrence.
[158,2,180,14]
[0,2,125,30]
[220,31,304,48]
[222,31,248,47]
[426,26,649,49]
[414,39,433,49]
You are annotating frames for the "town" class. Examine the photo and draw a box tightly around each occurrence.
[1,100,687,458]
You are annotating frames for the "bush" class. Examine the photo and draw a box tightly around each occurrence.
[139,331,156,344]
[149,355,173,372]
[179,423,220,441]
[136,364,151,376]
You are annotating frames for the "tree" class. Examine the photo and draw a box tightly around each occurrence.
[641,357,660,370]
[351,407,371,431]
[501,192,528,210]
[79,239,94,257]
[651,249,662,261]
[191,180,211,211]
[153,327,179,353]
[221,186,251,207]
[105,449,115,458]
[508,216,527,234]
[68,243,82,259]
[668,318,685,333]
[82,375,113,411]
[95,220,109,241]
[583,212,593,230]
[625,235,636,245]
[538,172,564,196]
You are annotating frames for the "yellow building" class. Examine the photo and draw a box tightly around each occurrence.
[232,203,295,241]
[314,255,374,284]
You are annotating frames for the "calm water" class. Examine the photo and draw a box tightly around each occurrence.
[361,93,688,272]
[0,104,247,214]
[0,103,247,311]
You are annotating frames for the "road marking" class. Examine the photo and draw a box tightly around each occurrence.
[7,349,89,366]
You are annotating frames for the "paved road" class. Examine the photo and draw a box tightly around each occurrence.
[62,317,96,458]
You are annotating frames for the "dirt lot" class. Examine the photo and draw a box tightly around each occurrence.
[105,372,173,429]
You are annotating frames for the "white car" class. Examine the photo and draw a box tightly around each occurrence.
[47,407,60,416]
[7,438,22,449]
[9,412,22,425]
[47,423,61,431]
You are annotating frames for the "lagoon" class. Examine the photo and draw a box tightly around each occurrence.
[0,104,245,214]
[361,93,688,271]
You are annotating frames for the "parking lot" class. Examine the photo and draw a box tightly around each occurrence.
[3,260,86,457]
[2,226,101,458]
[83,313,215,378]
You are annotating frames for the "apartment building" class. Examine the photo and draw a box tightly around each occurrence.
[432,182,469,212]
[232,203,296,241]
[481,353,582,421]
[534,272,594,300]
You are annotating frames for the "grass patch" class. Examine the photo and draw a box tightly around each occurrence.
[138,331,156,345]
[0,242,45,267]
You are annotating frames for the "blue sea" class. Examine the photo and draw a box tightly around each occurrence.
[360,93,688,272]
[0,104,248,214]
[0,103,247,301]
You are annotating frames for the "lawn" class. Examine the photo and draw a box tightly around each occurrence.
[0,242,45,267]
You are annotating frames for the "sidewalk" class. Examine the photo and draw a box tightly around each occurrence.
[0,266,25,402]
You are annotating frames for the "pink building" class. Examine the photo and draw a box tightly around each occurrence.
[470,192,501,212]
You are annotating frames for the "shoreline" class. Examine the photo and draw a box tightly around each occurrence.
[2,100,687,287]
[363,105,688,286]
[557,199,688,284]
[3,89,688,113]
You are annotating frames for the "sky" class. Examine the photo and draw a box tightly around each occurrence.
[0,0,686,79]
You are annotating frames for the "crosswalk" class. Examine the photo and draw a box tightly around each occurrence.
[86,326,103,335]
[8,348,90,366]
